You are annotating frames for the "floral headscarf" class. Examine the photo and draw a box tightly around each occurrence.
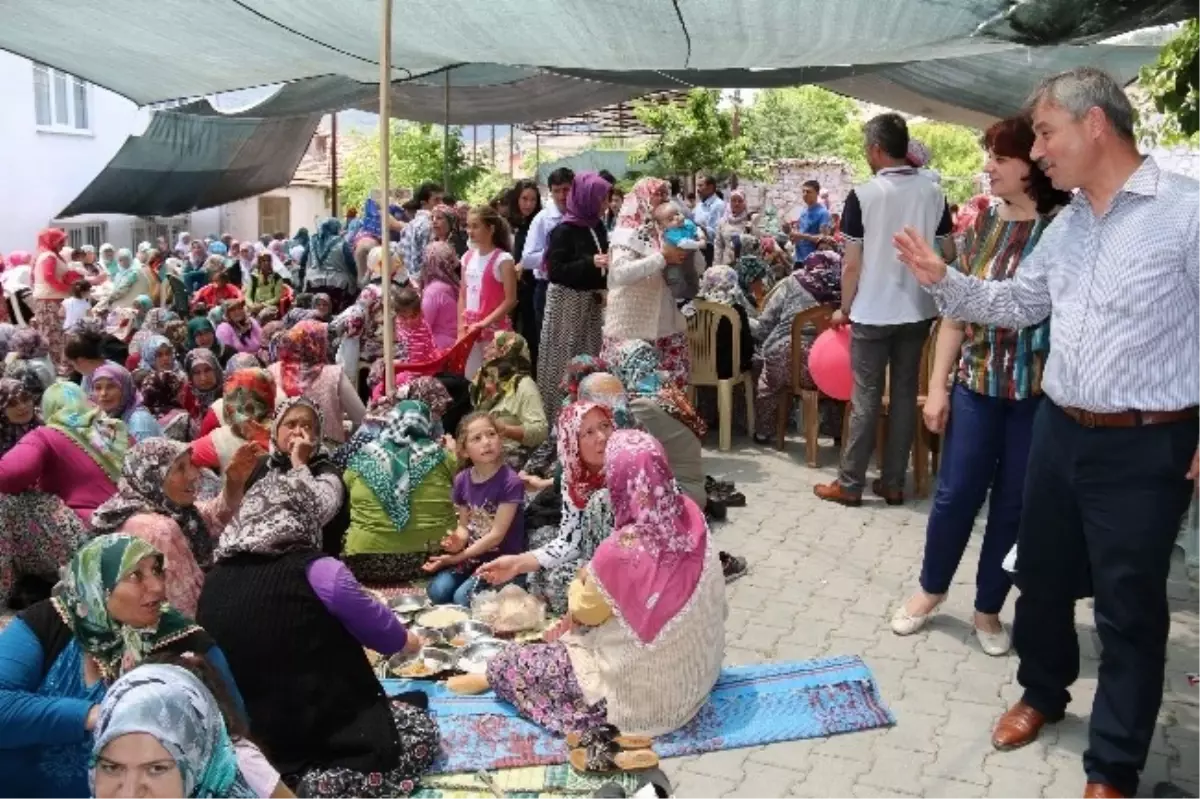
[697,264,750,309]
[221,369,276,431]
[560,355,610,405]
[277,320,329,397]
[556,402,613,510]
[5,356,55,399]
[347,399,446,530]
[395,376,451,423]
[561,172,613,228]
[164,319,189,351]
[0,324,16,360]
[51,534,199,679]
[610,339,707,439]
[310,217,343,265]
[90,438,212,566]
[91,664,255,798]
[734,251,770,296]
[182,348,223,420]
[10,327,49,360]
[224,352,262,373]
[610,177,667,256]
[41,381,130,482]
[469,331,532,413]
[420,241,460,293]
[141,370,186,417]
[92,363,141,421]
[139,334,177,373]
[588,430,707,645]
[722,188,749,224]
[0,377,40,458]
[105,307,140,343]
[795,250,844,305]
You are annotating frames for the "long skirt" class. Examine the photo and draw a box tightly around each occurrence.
[601,332,690,392]
[33,299,66,373]
[295,701,440,798]
[486,642,607,736]
[0,492,88,607]
[536,286,604,413]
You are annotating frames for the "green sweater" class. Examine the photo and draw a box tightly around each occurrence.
[488,376,549,453]
[342,453,458,556]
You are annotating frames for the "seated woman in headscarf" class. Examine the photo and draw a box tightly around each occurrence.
[141,370,192,443]
[268,320,364,447]
[186,317,234,365]
[91,363,163,443]
[281,291,317,329]
[89,438,259,617]
[102,248,154,311]
[246,251,285,321]
[459,431,725,749]
[331,375,452,470]
[342,399,457,585]
[196,354,289,439]
[90,663,264,799]
[181,348,223,436]
[197,419,438,799]
[132,333,183,385]
[215,299,263,356]
[469,332,547,470]
[191,369,276,474]
[244,396,349,559]
[126,308,178,369]
[0,534,243,798]
[192,264,243,312]
[420,242,461,351]
[5,328,57,392]
[694,263,756,389]
[733,234,772,309]
[752,247,844,445]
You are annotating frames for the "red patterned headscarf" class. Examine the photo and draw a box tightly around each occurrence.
[555,402,613,511]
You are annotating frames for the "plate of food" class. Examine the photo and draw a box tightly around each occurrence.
[415,605,471,629]
[443,620,493,648]
[388,594,430,617]
[405,625,446,647]
[387,647,457,679]
[457,639,507,675]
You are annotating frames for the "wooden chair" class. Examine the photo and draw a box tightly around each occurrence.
[773,305,835,466]
[685,299,755,451]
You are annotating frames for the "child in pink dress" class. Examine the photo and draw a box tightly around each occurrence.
[458,206,518,379]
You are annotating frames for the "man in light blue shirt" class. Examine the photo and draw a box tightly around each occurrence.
[691,175,725,266]
[520,167,574,374]
[790,179,832,263]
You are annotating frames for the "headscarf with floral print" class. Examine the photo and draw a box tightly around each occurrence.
[347,399,446,531]
[0,376,40,458]
[588,430,708,645]
[556,401,613,511]
[420,240,461,293]
[10,327,49,360]
[609,176,668,256]
[469,331,532,413]
[276,320,328,397]
[221,368,276,435]
[41,381,130,483]
[696,264,751,309]
[559,355,610,405]
[52,535,200,680]
[182,348,223,421]
[609,338,707,439]
[141,370,186,417]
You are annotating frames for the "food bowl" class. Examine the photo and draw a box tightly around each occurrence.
[457,639,508,674]
[388,594,430,617]
[415,605,471,629]
[387,646,457,679]
[405,625,445,646]
[443,620,494,648]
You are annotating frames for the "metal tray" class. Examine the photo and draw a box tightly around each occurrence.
[387,646,457,679]
[457,639,507,675]
[388,594,430,617]
[414,605,471,629]
[443,620,494,648]
[405,625,446,646]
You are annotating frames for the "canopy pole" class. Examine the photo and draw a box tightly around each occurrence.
[508,127,514,178]
[443,71,451,192]
[379,0,395,398]
[330,113,339,217]
[472,125,477,164]
[535,134,540,183]
[490,126,496,169]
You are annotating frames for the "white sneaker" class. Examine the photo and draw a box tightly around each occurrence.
[890,597,942,636]
[975,625,1011,656]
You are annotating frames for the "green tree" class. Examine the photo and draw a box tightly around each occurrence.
[1137,19,1199,146]
[908,121,984,204]
[462,170,510,206]
[339,121,485,209]
[633,89,756,181]
[741,86,867,175]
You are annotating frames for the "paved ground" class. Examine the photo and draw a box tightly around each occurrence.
[674,436,1200,798]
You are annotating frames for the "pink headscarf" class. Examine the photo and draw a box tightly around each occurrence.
[556,402,612,511]
[610,177,667,255]
[588,429,708,644]
[6,251,32,268]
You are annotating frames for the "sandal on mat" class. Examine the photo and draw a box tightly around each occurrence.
[566,723,652,750]
[569,741,659,773]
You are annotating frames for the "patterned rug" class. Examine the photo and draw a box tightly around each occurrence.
[385,655,894,775]
[413,765,641,798]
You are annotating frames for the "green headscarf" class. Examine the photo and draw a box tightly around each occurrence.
[51,535,200,681]
[186,317,216,349]
[346,399,445,530]
[41,381,130,483]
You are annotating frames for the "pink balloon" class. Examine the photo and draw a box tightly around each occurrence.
[808,327,853,401]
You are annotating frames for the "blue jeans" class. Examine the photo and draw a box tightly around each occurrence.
[919,384,1040,614]
[427,571,525,606]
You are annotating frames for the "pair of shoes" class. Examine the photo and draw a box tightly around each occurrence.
[991,701,1049,750]
[871,478,904,506]
[890,594,944,635]
[813,481,863,507]
[719,551,748,583]
[710,484,746,507]
[595,767,673,798]
[566,724,652,751]
[705,498,727,522]
[569,740,660,773]
[975,624,1012,656]
[1084,783,1125,798]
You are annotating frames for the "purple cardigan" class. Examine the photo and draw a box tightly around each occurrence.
[216,320,263,354]
[306,557,408,654]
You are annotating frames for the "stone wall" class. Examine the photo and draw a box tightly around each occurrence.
[735,158,857,222]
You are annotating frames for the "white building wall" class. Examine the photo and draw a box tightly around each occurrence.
[0,51,150,254]
[220,187,330,242]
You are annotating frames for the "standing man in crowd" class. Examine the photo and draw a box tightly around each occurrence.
[790,179,832,264]
[692,175,725,267]
[816,112,954,508]
[519,167,574,376]
[896,67,1198,799]
[398,181,443,279]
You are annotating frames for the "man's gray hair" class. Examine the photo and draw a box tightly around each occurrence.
[1025,67,1136,142]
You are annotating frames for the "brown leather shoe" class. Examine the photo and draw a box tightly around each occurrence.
[814,481,862,507]
[1083,783,1125,798]
[871,478,905,505]
[991,701,1047,750]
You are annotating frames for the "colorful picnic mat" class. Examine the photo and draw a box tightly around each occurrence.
[413,764,643,798]
[384,655,894,775]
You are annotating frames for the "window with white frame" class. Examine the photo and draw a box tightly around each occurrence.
[33,64,91,132]
[51,222,108,250]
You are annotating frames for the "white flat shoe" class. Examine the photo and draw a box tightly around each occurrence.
[890,598,942,636]
[975,625,1011,656]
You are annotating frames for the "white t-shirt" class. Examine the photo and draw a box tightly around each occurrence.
[62,297,91,330]
[840,166,951,326]
[461,247,513,313]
